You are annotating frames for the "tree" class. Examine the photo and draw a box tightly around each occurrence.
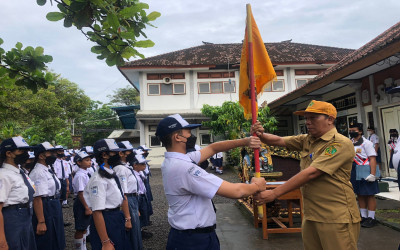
[39,0,161,66]
[0,38,54,93]
[107,85,139,106]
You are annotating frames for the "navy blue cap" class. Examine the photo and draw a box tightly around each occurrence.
[93,139,124,154]
[0,136,32,152]
[34,142,57,155]
[117,141,134,151]
[156,114,201,138]
[74,151,91,163]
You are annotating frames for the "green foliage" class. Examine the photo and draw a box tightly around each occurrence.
[39,0,161,66]
[0,39,54,93]
[201,101,278,166]
[107,85,139,106]
[0,121,22,140]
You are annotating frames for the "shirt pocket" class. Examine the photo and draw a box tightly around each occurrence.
[300,152,310,170]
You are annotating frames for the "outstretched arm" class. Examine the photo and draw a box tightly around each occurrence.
[251,121,286,147]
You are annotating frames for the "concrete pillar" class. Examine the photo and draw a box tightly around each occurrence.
[139,120,145,145]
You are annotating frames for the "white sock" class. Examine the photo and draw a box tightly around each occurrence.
[215,167,219,172]
[62,200,68,205]
[360,208,368,218]
[368,210,375,219]
[74,238,83,250]
[85,226,90,237]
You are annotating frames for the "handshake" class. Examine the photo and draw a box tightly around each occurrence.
[250,177,278,205]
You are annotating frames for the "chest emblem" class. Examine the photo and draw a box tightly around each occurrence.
[356,148,362,154]
[325,145,337,156]
[91,186,98,196]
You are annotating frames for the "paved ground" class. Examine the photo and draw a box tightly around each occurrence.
[62,166,400,249]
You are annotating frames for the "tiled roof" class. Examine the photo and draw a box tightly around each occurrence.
[269,21,400,108]
[123,42,354,67]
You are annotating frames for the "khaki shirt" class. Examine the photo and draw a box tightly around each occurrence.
[283,128,361,223]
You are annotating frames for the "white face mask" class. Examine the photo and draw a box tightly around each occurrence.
[367,131,372,136]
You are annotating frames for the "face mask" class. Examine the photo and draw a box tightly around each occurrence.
[107,153,121,166]
[45,155,57,166]
[349,132,360,139]
[185,135,197,151]
[57,153,65,158]
[367,131,372,136]
[390,134,398,139]
[24,162,36,170]
[126,153,135,165]
[14,151,30,165]
[143,152,149,158]
[66,156,71,161]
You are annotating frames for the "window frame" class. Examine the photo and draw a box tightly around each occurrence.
[198,81,236,94]
[148,83,160,95]
[264,79,285,92]
[147,82,187,96]
[149,135,161,147]
[295,79,308,88]
[199,133,211,145]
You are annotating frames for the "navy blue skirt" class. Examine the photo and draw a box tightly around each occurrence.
[73,198,91,231]
[32,198,66,250]
[127,196,143,250]
[89,209,131,250]
[351,163,380,195]
[138,195,150,228]
[3,206,36,250]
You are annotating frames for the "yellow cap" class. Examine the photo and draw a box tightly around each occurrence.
[293,100,337,118]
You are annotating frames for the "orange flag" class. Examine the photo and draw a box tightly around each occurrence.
[239,8,276,119]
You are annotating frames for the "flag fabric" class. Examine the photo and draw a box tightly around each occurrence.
[239,9,277,119]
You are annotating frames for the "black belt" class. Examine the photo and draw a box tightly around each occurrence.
[139,194,146,197]
[3,203,29,210]
[42,195,58,200]
[126,193,138,197]
[173,224,216,234]
[103,207,120,212]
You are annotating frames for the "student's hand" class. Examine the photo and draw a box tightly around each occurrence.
[365,174,377,182]
[125,220,132,231]
[0,239,8,249]
[248,136,261,149]
[251,177,267,192]
[36,222,47,235]
[251,121,264,137]
[253,190,277,205]
[85,208,93,216]
[102,241,115,250]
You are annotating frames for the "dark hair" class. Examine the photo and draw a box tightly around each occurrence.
[160,129,182,149]
[350,123,363,132]
[367,126,375,131]
[95,152,114,179]
[0,150,7,167]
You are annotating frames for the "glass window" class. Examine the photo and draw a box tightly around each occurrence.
[160,83,173,95]
[200,134,211,145]
[224,80,236,93]
[148,84,160,95]
[273,80,284,91]
[173,83,185,94]
[199,83,210,93]
[263,82,272,92]
[296,79,308,88]
[149,135,161,147]
[210,82,223,93]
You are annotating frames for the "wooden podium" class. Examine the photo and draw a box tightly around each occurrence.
[253,182,303,239]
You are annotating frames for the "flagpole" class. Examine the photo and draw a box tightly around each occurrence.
[246,4,261,178]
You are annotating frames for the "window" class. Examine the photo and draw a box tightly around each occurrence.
[198,81,236,94]
[200,134,211,145]
[264,79,285,92]
[149,135,161,147]
[148,125,157,132]
[147,83,186,95]
[296,79,308,88]
[148,84,160,95]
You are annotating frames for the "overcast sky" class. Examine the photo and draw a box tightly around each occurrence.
[1,0,399,102]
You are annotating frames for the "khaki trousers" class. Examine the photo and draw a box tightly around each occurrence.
[302,220,360,250]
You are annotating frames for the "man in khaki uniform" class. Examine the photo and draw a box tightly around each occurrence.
[252,100,361,250]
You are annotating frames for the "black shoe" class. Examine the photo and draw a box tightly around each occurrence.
[361,217,378,228]
[64,222,72,227]
[141,230,153,239]
[360,217,367,224]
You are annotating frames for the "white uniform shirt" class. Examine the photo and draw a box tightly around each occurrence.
[134,170,146,194]
[73,168,90,195]
[0,163,35,207]
[353,137,377,165]
[53,158,70,179]
[161,151,223,230]
[368,133,379,146]
[392,143,400,171]
[212,152,223,159]
[83,167,123,211]
[30,163,61,197]
[87,159,98,175]
[113,163,138,194]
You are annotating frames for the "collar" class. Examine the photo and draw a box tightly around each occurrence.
[319,127,337,141]
[2,163,20,173]
[164,151,193,163]
[35,162,49,170]
[102,165,115,175]
[76,168,88,174]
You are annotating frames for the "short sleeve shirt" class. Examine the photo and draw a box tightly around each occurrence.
[29,163,60,197]
[84,168,123,211]
[368,134,379,146]
[161,151,224,230]
[53,158,70,179]
[0,163,34,206]
[73,168,90,194]
[353,137,377,165]
[283,128,361,223]
[114,163,138,194]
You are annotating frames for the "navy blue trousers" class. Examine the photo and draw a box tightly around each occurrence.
[166,228,220,250]
[32,198,66,250]
[89,209,131,250]
[127,196,143,250]
[138,195,150,228]
[3,207,36,250]
[59,179,67,200]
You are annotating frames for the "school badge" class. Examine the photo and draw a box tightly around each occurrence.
[356,148,362,154]
[308,101,315,107]
[325,145,337,156]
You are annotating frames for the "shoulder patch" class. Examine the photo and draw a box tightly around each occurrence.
[325,145,338,156]
[188,166,195,174]
[191,169,202,177]
[91,186,98,196]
